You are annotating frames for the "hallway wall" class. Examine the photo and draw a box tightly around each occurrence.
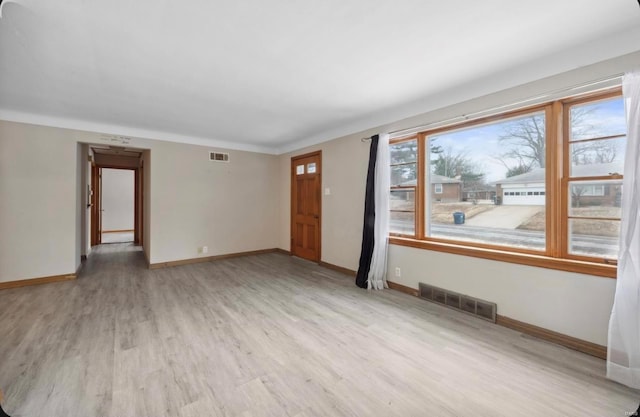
[0,123,78,281]
[0,121,280,282]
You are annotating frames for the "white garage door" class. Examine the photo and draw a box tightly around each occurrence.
[502,188,546,205]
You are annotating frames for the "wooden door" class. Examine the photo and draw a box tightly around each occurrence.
[291,151,322,262]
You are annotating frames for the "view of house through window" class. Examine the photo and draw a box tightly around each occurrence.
[427,111,547,250]
[389,90,627,266]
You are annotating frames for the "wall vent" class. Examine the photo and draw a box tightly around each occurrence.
[209,152,229,162]
[419,283,497,323]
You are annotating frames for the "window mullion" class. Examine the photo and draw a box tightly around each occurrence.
[559,99,572,260]
[547,101,563,258]
[417,134,426,239]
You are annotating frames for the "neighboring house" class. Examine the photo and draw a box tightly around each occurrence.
[431,174,462,203]
[570,162,623,207]
[495,168,546,205]
[397,174,462,203]
[494,162,623,206]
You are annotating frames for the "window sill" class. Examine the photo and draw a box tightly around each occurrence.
[389,237,616,278]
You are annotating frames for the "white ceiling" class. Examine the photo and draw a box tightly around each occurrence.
[1,0,639,154]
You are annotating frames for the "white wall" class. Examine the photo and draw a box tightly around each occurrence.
[149,140,279,264]
[0,123,78,281]
[0,120,280,281]
[143,150,151,263]
[387,245,615,345]
[101,168,135,232]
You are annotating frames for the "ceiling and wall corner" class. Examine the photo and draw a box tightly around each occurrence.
[0,0,639,155]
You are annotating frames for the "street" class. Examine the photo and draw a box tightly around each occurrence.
[391,220,618,258]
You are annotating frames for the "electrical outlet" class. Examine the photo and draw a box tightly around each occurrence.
[202,246,208,254]
[395,267,401,277]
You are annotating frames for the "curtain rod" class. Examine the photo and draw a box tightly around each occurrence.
[389,73,623,139]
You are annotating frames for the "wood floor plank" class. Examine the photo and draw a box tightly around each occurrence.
[0,243,637,416]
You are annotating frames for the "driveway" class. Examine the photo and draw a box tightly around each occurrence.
[465,205,543,229]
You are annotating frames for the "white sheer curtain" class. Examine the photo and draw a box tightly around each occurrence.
[607,70,640,389]
[368,133,390,290]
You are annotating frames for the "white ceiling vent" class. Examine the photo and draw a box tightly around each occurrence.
[209,152,229,162]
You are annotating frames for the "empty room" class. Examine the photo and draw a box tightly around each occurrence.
[1,1,640,416]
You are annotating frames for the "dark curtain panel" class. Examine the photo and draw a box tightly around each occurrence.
[355,134,379,288]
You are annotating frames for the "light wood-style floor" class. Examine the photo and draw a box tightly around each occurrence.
[0,244,637,417]
[101,231,134,244]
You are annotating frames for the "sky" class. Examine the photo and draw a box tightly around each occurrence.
[428,97,626,182]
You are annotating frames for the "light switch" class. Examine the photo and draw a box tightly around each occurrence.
[324,187,331,195]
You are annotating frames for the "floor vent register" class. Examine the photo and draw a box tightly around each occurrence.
[419,282,497,323]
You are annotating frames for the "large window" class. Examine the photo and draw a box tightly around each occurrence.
[427,110,547,250]
[389,89,626,277]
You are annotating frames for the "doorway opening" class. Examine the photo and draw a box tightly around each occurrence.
[290,151,322,262]
[98,168,135,243]
[89,146,145,249]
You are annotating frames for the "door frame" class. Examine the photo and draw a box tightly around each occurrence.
[90,164,101,246]
[135,165,143,246]
[290,150,322,262]
[91,165,142,246]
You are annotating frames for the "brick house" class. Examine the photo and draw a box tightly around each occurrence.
[398,174,462,203]
[431,174,462,203]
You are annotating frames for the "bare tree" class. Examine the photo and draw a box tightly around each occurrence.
[496,153,536,178]
[498,114,546,168]
[504,163,534,178]
[497,107,615,174]
[571,185,587,208]
[432,147,485,187]
[571,140,617,165]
